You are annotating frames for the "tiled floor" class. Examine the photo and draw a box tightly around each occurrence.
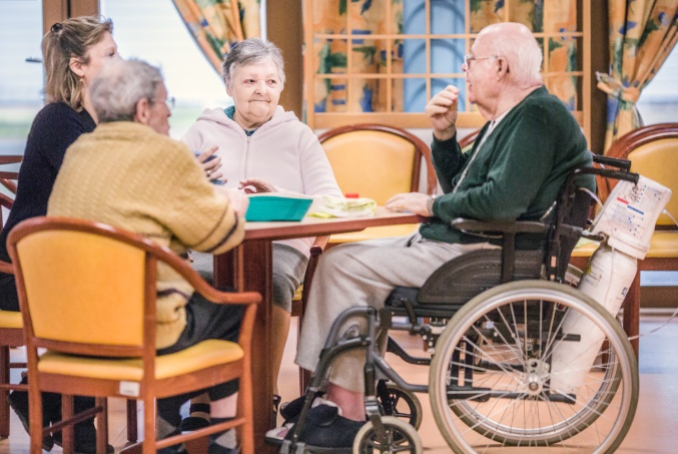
[0,314,676,453]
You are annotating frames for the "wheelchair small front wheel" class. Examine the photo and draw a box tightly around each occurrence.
[352,416,422,454]
[378,381,423,430]
[429,280,638,454]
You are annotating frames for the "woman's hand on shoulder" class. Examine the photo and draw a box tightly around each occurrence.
[238,178,277,194]
[195,145,225,183]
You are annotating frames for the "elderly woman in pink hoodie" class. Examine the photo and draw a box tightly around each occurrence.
[182,37,341,428]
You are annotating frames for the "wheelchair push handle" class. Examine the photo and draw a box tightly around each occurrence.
[591,153,632,172]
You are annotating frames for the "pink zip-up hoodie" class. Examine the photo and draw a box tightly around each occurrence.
[182,106,342,256]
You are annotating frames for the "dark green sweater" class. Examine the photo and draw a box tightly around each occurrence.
[420,86,595,245]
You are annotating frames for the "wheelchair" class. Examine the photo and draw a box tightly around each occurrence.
[282,155,640,454]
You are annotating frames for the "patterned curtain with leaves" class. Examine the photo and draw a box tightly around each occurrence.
[172,0,261,74]
[470,0,580,111]
[310,0,404,114]
[598,1,678,151]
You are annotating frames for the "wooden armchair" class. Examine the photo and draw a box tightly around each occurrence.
[597,123,678,355]
[7,217,260,454]
[0,155,25,439]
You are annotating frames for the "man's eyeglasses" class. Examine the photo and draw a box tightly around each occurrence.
[464,54,498,69]
[152,96,175,110]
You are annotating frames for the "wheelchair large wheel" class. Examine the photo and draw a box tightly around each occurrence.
[429,280,638,453]
[352,416,423,454]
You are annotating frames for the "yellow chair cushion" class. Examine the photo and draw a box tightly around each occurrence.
[37,339,243,381]
[0,310,23,329]
[570,239,599,258]
[329,224,420,245]
[646,231,678,258]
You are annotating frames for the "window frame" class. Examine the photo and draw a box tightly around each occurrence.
[303,0,592,145]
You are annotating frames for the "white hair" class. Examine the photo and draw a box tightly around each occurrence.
[221,38,286,89]
[478,22,543,88]
[89,59,164,123]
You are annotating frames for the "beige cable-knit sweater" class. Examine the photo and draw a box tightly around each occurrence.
[48,122,245,348]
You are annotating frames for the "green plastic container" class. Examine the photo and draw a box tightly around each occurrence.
[245,195,314,222]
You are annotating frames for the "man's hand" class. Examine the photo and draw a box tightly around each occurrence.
[385,192,432,216]
[195,145,225,183]
[425,85,459,141]
[216,186,249,216]
[238,178,277,194]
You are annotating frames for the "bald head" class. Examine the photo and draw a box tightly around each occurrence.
[475,22,543,89]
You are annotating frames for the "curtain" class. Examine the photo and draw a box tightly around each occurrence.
[599,0,678,151]
[172,0,261,74]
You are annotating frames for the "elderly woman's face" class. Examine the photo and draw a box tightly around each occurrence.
[227,58,283,129]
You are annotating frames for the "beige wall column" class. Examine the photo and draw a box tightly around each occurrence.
[43,0,99,35]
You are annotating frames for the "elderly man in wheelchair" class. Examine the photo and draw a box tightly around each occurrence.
[268,22,642,454]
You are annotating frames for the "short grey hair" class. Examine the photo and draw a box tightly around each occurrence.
[221,38,285,89]
[89,59,164,123]
[479,23,543,88]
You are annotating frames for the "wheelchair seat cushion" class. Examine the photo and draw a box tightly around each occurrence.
[385,249,543,314]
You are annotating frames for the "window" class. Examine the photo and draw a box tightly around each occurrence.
[101,0,230,140]
[636,44,678,126]
[0,0,44,155]
[304,0,591,141]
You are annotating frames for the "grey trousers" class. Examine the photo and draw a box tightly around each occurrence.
[295,232,495,392]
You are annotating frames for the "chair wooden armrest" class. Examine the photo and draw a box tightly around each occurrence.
[0,260,12,275]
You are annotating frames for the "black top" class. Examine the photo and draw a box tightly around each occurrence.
[0,102,95,264]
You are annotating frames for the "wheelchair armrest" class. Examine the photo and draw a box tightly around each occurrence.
[450,218,549,236]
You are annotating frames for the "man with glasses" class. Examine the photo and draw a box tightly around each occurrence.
[274,22,595,451]
[48,59,249,454]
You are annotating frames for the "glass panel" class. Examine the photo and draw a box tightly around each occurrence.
[402,0,426,34]
[431,39,466,74]
[350,38,386,74]
[0,0,44,155]
[470,0,504,33]
[432,78,468,112]
[536,37,545,72]
[548,36,578,73]
[401,39,426,75]
[430,0,466,35]
[544,0,579,33]
[402,78,427,113]
[352,78,387,113]
[508,0,542,32]
[102,0,230,139]
[314,77,348,114]
[313,38,348,76]
[311,0,347,35]
[546,74,580,111]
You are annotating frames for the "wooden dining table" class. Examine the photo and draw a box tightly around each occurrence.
[213,208,425,453]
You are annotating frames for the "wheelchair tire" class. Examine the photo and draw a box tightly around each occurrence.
[352,416,422,454]
[429,280,638,454]
[379,382,423,430]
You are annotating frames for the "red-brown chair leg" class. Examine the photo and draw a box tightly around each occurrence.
[0,346,9,438]
[623,273,640,359]
[126,399,138,443]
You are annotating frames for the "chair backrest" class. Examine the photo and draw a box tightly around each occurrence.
[604,123,678,227]
[0,155,21,229]
[8,217,156,357]
[318,124,436,205]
